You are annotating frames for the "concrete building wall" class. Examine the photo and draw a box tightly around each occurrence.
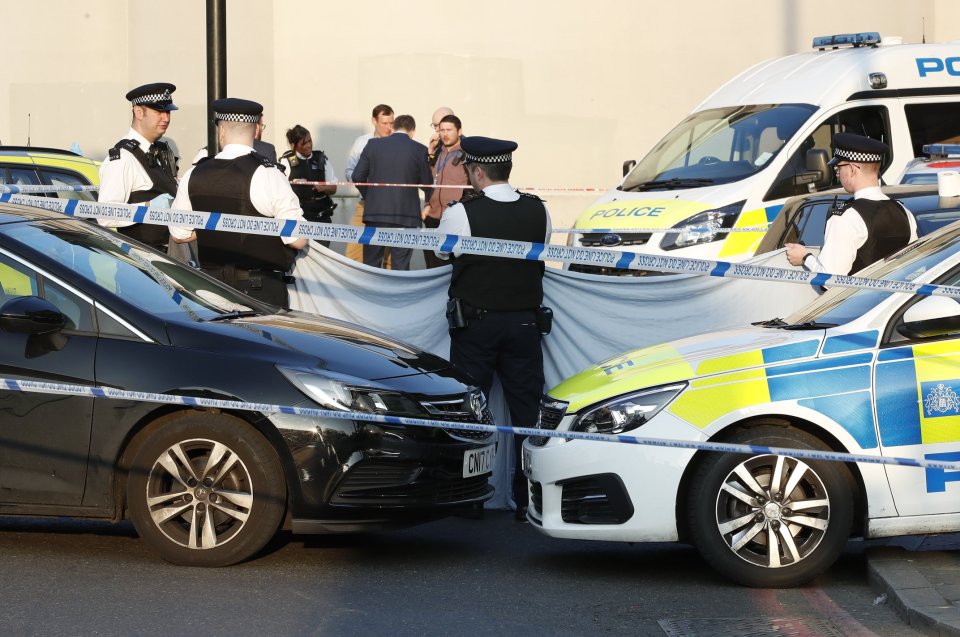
[2,1,959,227]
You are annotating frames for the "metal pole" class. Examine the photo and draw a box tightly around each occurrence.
[205,0,227,157]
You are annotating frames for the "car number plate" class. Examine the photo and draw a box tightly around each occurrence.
[463,444,495,478]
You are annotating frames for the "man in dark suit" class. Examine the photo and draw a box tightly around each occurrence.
[352,114,432,269]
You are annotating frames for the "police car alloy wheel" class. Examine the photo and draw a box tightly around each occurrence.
[126,412,287,567]
[686,426,854,588]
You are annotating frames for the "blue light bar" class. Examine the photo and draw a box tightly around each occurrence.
[813,32,881,49]
[922,144,960,157]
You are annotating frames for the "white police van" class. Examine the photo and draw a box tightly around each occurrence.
[571,32,960,275]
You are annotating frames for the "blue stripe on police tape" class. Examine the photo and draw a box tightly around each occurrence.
[525,243,544,261]
[811,273,831,288]
[615,252,633,269]
[440,234,458,254]
[0,193,10,203]
[204,212,220,231]
[64,199,78,216]
[2,375,959,471]
[359,225,376,245]
[917,284,937,296]
[280,219,296,237]
[710,262,730,277]
[133,206,148,224]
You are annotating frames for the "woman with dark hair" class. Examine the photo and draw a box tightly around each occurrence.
[280,125,338,225]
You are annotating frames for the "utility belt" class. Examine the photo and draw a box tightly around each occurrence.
[446,298,553,335]
[201,264,295,290]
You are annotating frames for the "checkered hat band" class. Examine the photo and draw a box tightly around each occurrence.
[214,112,261,123]
[131,92,172,105]
[836,148,883,163]
[464,152,512,164]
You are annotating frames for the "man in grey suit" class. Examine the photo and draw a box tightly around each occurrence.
[352,114,432,270]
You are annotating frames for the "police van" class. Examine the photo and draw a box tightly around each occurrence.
[571,32,960,275]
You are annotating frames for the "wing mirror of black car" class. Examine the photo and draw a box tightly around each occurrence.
[0,296,67,335]
[897,296,960,339]
[622,159,637,177]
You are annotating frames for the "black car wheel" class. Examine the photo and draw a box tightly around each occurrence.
[687,426,854,587]
[126,412,286,567]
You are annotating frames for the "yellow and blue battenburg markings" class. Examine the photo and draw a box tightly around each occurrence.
[669,334,881,451]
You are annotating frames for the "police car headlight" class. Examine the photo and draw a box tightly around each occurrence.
[659,201,744,251]
[571,384,686,435]
[279,367,425,416]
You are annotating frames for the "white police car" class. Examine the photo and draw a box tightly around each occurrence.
[524,218,960,587]
[898,144,960,185]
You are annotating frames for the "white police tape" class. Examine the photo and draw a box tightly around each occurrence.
[3,191,959,299]
[0,184,99,194]
[2,376,958,472]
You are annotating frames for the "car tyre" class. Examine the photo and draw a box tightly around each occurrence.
[127,412,286,567]
[687,426,854,587]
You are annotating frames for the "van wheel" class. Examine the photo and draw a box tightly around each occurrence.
[126,412,286,567]
[687,426,853,587]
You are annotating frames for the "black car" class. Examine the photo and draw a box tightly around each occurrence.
[0,202,494,566]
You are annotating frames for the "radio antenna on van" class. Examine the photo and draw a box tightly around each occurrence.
[27,113,31,147]
[922,17,926,43]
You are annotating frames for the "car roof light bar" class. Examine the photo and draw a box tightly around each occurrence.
[813,32,881,50]
[922,144,960,158]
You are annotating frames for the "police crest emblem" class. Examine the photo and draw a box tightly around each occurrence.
[924,383,960,416]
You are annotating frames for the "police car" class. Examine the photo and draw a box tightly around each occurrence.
[524,218,960,587]
[569,32,960,275]
[897,144,960,185]
[0,146,99,200]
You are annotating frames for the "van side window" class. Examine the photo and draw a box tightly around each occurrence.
[904,103,960,157]
[765,106,890,201]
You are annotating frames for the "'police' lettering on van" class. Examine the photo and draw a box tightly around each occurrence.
[916,57,960,77]
[589,205,666,220]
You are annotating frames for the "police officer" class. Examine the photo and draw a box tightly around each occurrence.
[169,98,308,307]
[279,125,338,225]
[99,82,180,250]
[435,136,553,520]
[786,132,917,275]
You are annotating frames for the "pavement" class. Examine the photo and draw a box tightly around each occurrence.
[867,533,960,636]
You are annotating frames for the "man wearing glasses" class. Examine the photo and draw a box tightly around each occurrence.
[786,132,916,276]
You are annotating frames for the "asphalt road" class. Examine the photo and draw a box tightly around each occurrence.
[0,511,924,637]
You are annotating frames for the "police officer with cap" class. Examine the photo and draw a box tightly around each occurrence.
[170,98,308,307]
[99,82,180,250]
[787,132,917,276]
[435,136,553,521]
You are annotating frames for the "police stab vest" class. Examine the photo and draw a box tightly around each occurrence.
[109,138,180,249]
[283,150,335,221]
[190,153,297,271]
[449,192,547,311]
[832,198,912,274]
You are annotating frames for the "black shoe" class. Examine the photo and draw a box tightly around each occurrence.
[514,505,528,522]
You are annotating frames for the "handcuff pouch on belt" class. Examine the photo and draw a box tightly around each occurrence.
[536,306,554,335]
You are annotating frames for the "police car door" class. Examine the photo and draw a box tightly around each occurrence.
[875,293,960,516]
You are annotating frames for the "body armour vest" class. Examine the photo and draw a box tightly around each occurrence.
[284,150,335,221]
[190,153,296,271]
[109,138,179,248]
[833,198,912,274]
[449,192,547,311]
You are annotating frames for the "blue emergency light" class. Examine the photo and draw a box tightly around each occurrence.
[813,32,881,50]
[922,144,960,157]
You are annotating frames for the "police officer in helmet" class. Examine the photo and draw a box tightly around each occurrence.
[435,136,553,520]
[169,98,308,307]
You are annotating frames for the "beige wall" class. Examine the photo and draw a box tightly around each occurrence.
[3,1,960,227]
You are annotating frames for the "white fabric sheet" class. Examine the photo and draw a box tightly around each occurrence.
[290,244,820,509]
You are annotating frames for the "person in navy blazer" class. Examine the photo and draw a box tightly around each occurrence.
[352,114,433,270]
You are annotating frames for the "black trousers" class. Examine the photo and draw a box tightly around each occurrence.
[449,309,544,507]
[201,264,290,308]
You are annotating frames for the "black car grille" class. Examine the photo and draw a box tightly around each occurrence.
[530,481,543,516]
[420,393,494,441]
[332,463,492,506]
[529,398,567,446]
[559,474,634,525]
[579,232,650,247]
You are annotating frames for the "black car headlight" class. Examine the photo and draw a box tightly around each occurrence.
[659,201,744,250]
[279,367,426,417]
[571,384,686,435]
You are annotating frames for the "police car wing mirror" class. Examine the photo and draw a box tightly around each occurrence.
[622,159,637,177]
[898,296,960,339]
[804,149,831,190]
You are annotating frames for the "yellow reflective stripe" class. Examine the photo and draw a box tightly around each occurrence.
[718,206,768,258]
[669,368,770,428]
[696,349,764,376]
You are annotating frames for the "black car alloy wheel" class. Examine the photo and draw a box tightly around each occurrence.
[687,425,854,587]
[127,412,287,567]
